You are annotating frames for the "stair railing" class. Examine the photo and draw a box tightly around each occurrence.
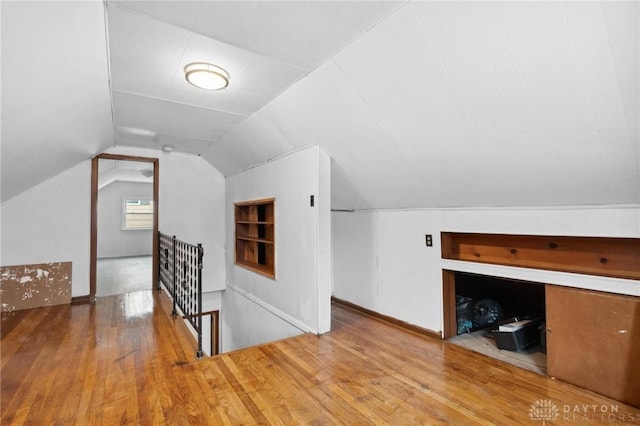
[158,231,204,359]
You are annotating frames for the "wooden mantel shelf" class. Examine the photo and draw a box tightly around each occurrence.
[441,232,640,281]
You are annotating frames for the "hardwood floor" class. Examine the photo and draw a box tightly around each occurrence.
[2,291,639,425]
[448,329,547,375]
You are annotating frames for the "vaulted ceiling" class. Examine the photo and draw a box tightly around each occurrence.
[98,160,153,190]
[2,1,639,210]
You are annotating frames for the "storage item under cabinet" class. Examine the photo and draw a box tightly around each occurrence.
[490,318,542,351]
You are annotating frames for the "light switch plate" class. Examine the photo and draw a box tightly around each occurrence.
[425,234,433,247]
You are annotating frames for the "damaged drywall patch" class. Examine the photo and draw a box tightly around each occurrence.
[0,262,72,312]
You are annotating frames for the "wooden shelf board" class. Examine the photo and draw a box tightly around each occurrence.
[235,261,275,279]
[236,236,274,244]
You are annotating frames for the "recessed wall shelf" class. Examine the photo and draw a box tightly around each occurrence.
[235,198,275,278]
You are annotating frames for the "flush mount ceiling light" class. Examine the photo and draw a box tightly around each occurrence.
[184,62,229,90]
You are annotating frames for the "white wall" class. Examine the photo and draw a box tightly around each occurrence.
[1,146,226,297]
[97,181,153,258]
[221,286,303,352]
[317,149,332,333]
[224,145,331,350]
[332,206,640,335]
[1,161,91,297]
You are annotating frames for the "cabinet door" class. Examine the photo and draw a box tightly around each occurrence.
[546,285,640,408]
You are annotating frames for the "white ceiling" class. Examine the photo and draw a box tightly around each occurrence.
[98,159,153,190]
[106,1,400,155]
[2,1,638,210]
[1,1,114,202]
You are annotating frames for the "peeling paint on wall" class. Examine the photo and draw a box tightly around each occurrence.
[0,262,72,312]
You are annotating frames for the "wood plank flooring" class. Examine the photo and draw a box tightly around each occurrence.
[2,290,639,425]
[448,329,547,375]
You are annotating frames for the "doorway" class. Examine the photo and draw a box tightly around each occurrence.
[90,153,159,302]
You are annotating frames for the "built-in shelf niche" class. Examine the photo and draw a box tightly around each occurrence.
[235,198,275,278]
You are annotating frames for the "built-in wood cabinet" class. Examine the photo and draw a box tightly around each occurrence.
[235,198,275,278]
[441,232,640,280]
[546,286,640,408]
[442,232,640,408]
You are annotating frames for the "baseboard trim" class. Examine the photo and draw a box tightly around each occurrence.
[331,296,442,340]
[71,295,91,305]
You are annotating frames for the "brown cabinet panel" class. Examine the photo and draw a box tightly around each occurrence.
[441,232,640,280]
[546,285,640,408]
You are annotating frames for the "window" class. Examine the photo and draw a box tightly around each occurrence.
[123,199,154,230]
[235,198,275,278]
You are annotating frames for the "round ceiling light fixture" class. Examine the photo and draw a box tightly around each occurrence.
[184,62,230,90]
